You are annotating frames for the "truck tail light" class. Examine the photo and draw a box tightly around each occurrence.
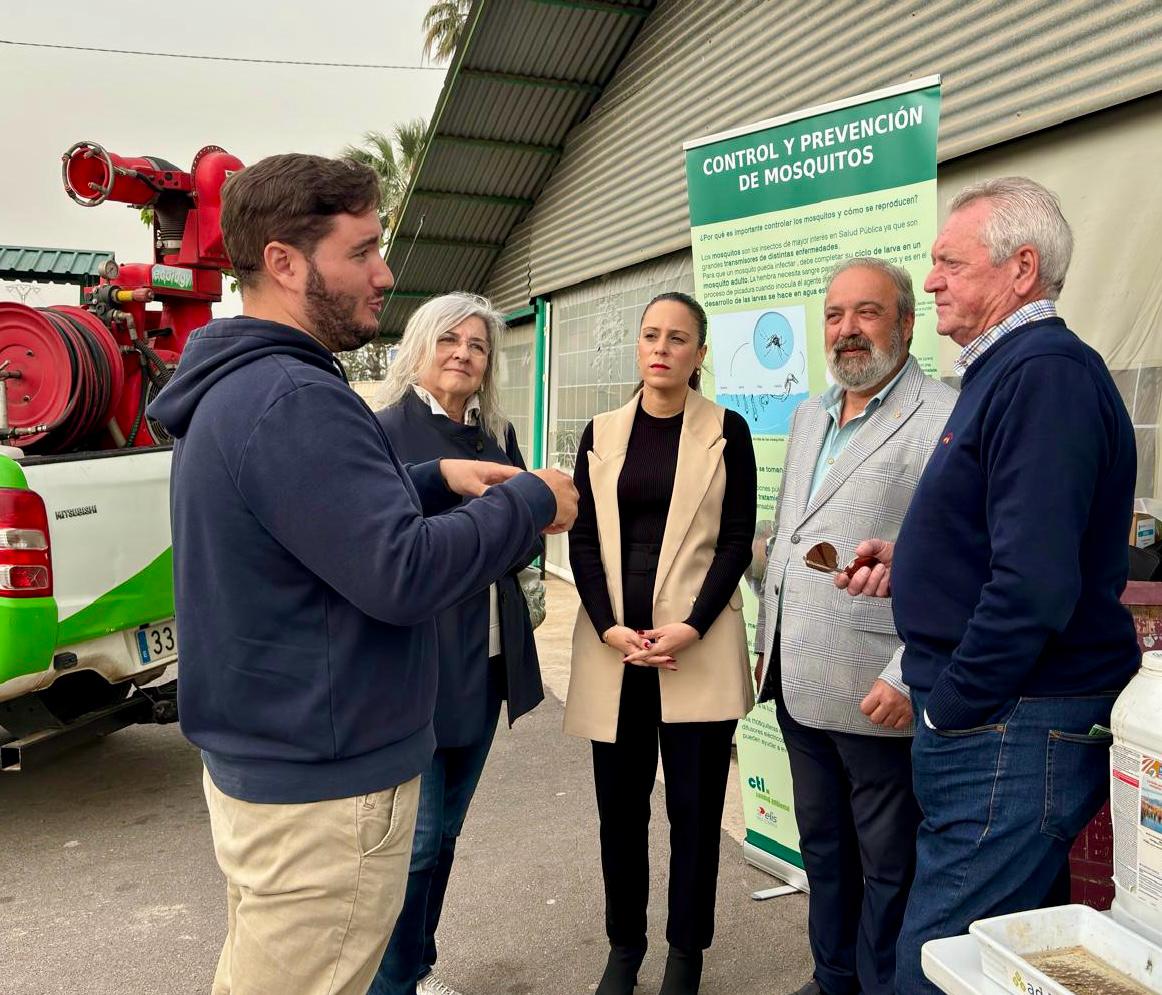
[0,489,53,597]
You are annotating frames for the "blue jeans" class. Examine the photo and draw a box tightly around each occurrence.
[896,691,1117,995]
[368,706,499,995]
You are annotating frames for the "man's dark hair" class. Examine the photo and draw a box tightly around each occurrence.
[220,154,381,291]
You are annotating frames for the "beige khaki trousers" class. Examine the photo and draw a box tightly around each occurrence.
[203,767,421,995]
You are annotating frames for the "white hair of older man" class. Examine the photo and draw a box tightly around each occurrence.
[950,176,1073,300]
[374,291,510,445]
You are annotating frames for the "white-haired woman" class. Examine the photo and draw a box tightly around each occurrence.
[369,293,544,995]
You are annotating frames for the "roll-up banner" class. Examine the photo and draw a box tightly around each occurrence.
[683,76,942,887]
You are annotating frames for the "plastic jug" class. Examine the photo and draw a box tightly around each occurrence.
[1110,649,1162,945]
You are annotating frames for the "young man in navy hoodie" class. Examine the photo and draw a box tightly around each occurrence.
[147,153,577,995]
[838,177,1139,995]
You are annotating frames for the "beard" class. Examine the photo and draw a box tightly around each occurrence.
[304,261,380,353]
[826,324,907,391]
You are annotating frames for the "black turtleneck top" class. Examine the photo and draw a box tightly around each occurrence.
[569,399,756,637]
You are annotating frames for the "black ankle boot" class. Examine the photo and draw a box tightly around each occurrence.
[659,946,703,995]
[595,942,647,995]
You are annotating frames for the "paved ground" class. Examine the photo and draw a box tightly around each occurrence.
[1,579,811,994]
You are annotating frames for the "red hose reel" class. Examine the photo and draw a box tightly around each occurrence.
[0,140,241,454]
[0,304,139,450]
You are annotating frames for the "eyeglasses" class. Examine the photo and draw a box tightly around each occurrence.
[803,541,879,577]
[436,332,490,358]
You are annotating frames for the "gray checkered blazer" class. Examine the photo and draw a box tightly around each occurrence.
[754,356,957,737]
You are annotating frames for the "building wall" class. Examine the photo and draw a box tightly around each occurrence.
[485,0,1162,311]
[536,93,1162,572]
[543,251,694,575]
[496,318,536,459]
[472,0,1162,573]
[348,380,383,407]
[936,92,1162,499]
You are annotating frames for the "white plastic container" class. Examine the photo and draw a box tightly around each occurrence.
[970,904,1162,995]
[1110,649,1162,940]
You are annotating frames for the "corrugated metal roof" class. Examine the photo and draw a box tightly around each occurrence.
[517,0,1162,299]
[468,0,651,79]
[398,195,526,244]
[381,0,656,339]
[418,141,557,200]
[0,245,115,285]
[388,0,1162,325]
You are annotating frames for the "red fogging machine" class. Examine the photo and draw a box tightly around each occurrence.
[0,141,243,453]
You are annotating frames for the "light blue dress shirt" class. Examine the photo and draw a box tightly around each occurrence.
[808,361,912,502]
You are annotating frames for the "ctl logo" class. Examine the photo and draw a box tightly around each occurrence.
[747,776,767,792]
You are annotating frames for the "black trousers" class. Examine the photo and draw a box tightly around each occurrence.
[765,651,920,995]
[591,543,737,953]
[592,667,736,953]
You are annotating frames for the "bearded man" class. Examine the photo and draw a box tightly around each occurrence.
[148,153,576,995]
[752,257,956,995]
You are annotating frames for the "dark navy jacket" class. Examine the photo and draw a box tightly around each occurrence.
[892,318,1139,730]
[378,389,544,747]
[147,318,555,803]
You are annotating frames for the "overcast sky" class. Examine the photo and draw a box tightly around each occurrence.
[0,0,447,312]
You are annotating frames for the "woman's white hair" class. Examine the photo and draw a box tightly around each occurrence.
[375,292,509,444]
[950,176,1073,299]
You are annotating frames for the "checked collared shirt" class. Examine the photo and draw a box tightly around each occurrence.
[953,299,1058,375]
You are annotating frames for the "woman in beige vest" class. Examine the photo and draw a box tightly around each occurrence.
[566,292,756,995]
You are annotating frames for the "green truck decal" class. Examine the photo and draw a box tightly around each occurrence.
[0,597,59,686]
[0,454,27,489]
[55,548,173,647]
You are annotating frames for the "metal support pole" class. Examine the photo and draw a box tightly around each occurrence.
[531,297,548,471]
[0,360,21,436]
[532,297,549,577]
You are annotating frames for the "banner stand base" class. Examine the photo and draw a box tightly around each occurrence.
[751,884,799,901]
[742,841,809,895]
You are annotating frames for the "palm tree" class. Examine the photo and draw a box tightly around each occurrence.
[342,119,428,241]
[422,0,471,63]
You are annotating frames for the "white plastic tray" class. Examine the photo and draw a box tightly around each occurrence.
[970,904,1162,995]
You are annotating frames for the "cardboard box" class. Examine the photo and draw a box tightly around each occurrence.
[1131,512,1156,549]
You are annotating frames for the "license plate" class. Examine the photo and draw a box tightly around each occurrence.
[136,618,177,665]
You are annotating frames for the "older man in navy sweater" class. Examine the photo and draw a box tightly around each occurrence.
[839,177,1139,994]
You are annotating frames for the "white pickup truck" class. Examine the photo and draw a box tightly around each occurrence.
[0,444,177,769]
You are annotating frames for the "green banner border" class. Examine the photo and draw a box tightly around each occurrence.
[745,829,806,870]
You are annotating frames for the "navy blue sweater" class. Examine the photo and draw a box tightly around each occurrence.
[891,318,1139,730]
[147,318,555,803]
[378,390,544,748]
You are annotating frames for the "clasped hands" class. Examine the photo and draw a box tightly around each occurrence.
[601,622,700,671]
[438,459,579,534]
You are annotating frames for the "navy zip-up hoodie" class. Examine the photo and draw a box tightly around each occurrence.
[147,317,556,803]
[891,318,1139,730]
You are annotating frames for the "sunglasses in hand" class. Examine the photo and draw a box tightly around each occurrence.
[803,541,879,577]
